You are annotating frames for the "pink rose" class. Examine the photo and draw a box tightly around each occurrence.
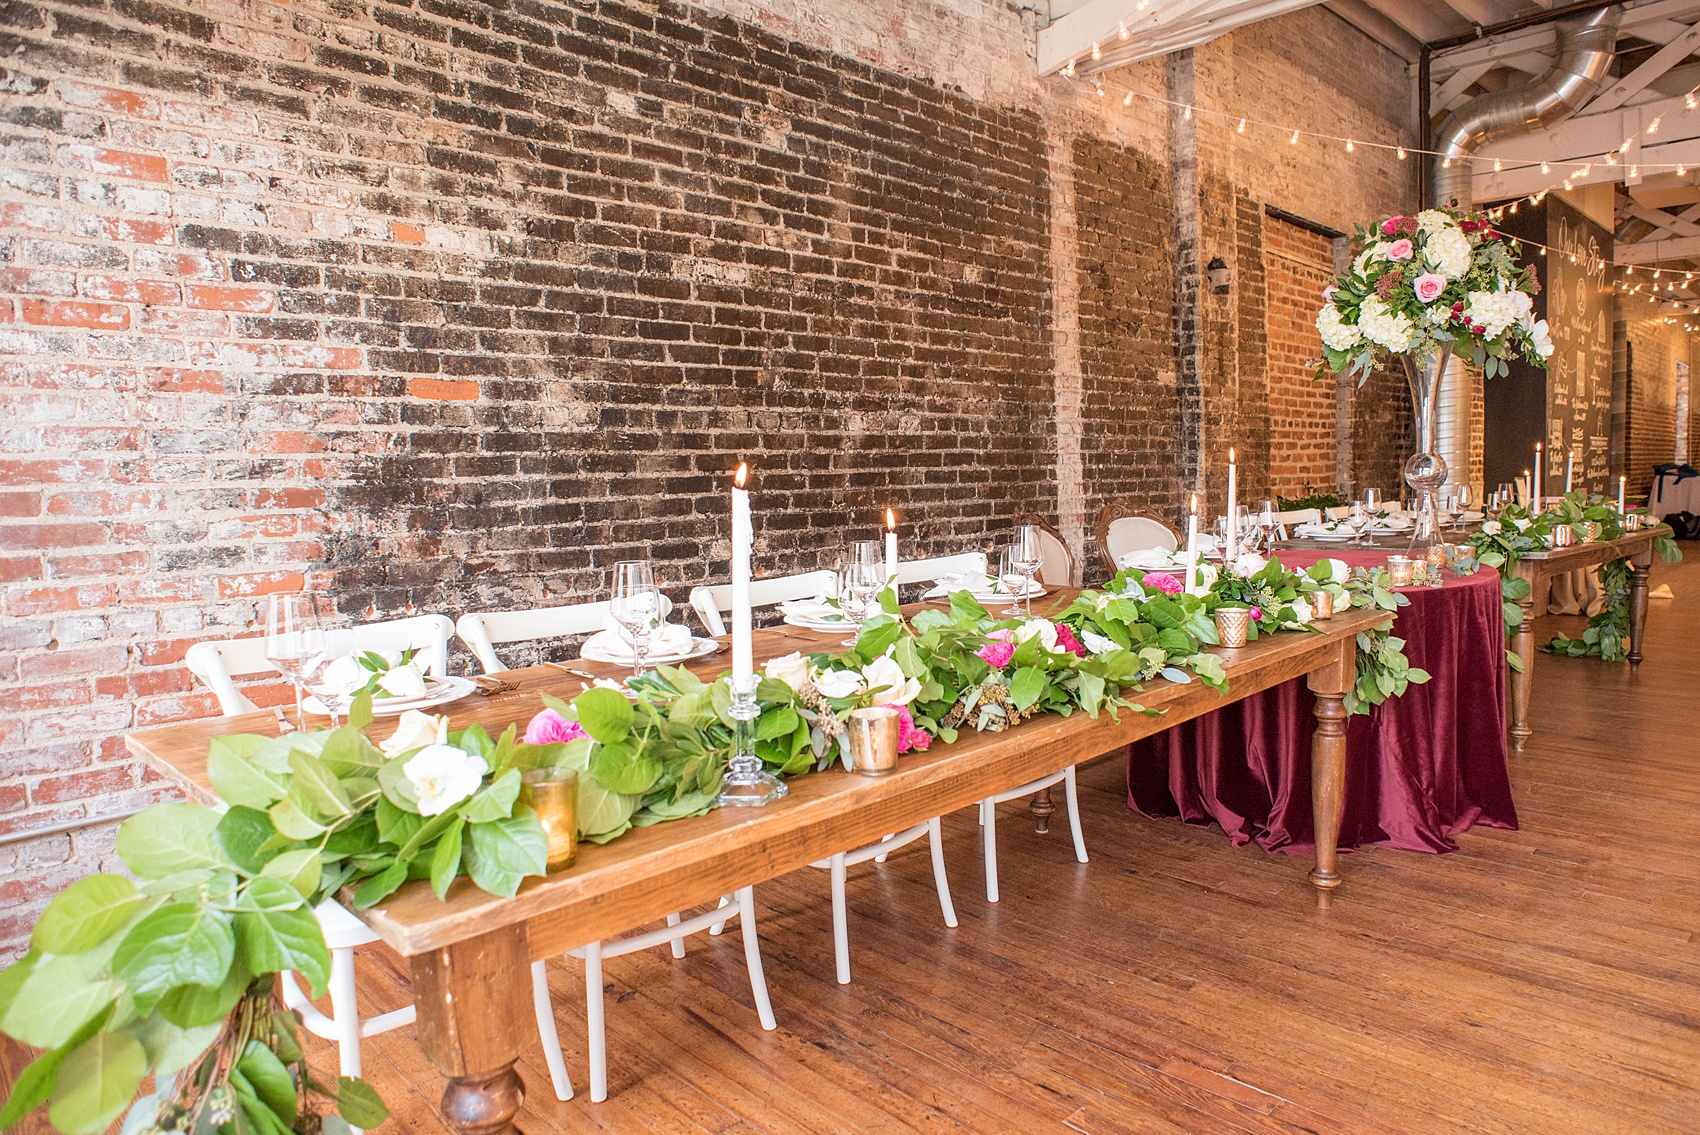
[976,632,1015,670]
[888,704,932,754]
[1142,571,1183,596]
[1250,607,1263,621]
[524,707,587,746]
[1052,623,1088,658]
[1385,238,1413,261]
[1413,272,1446,303]
[1382,217,1403,237]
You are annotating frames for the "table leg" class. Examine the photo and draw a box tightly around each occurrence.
[409,928,530,1135]
[1306,637,1355,890]
[1627,559,1651,667]
[1507,576,1536,754]
[1028,786,1054,834]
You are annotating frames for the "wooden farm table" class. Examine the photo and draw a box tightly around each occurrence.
[1506,525,1670,751]
[127,594,1388,1135]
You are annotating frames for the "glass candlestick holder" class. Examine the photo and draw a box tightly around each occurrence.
[718,673,788,806]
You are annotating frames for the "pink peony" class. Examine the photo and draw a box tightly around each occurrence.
[525,707,587,746]
[1250,607,1263,621]
[888,704,932,753]
[976,629,1015,670]
[1413,272,1446,303]
[1052,623,1088,658]
[1143,571,1183,596]
[1385,238,1413,261]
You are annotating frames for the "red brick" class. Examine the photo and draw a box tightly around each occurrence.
[409,377,479,401]
[19,645,128,682]
[185,284,273,312]
[253,486,324,509]
[0,683,93,714]
[48,550,150,576]
[93,668,189,700]
[135,637,201,666]
[0,460,112,485]
[45,489,158,516]
[3,583,117,616]
[0,555,41,582]
[19,299,130,330]
[0,268,77,296]
[55,82,161,118]
[81,276,179,304]
[67,148,169,183]
[0,203,64,232]
[143,367,222,393]
[72,217,174,246]
[33,767,137,805]
[138,308,226,335]
[0,522,109,551]
[390,221,426,244]
[216,570,304,598]
[0,491,41,518]
[133,691,220,727]
[0,786,26,813]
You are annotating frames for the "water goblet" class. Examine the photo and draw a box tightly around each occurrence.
[998,546,1027,616]
[265,594,330,729]
[1011,524,1043,616]
[610,560,662,679]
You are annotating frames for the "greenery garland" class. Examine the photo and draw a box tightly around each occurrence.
[0,571,1427,1135]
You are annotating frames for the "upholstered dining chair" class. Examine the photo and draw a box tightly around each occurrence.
[1094,498,1181,575]
[455,599,612,673]
[1014,513,1075,587]
[689,569,838,636]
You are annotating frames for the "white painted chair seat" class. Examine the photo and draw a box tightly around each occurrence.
[689,570,837,637]
[978,768,1088,903]
[456,600,612,674]
[808,819,957,985]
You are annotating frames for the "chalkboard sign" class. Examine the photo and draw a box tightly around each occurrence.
[1543,197,1613,495]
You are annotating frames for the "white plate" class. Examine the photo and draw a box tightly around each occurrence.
[921,581,1047,602]
[579,636,720,666]
[306,675,478,718]
[1306,531,1359,542]
[783,613,851,631]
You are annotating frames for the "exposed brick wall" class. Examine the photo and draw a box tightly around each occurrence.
[1263,216,1337,496]
[1622,308,1693,488]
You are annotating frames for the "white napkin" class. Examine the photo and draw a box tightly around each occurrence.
[583,616,694,661]
[1295,521,1348,537]
[1117,549,1176,570]
[780,597,845,622]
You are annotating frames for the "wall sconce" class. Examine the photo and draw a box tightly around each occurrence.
[1206,257,1231,295]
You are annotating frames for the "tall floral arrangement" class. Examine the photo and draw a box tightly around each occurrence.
[1314,207,1552,382]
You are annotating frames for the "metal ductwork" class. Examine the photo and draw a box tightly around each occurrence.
[1429,5,1621,492]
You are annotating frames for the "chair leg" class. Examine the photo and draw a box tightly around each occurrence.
[709,894,731,936]
[666,911,686,958]
[927,817,958,927]
[327,947,362,1079]
[982,797,999,903]
[529,960,575,1101]
[585,941,608,1103]
[1064,766,1089,864]
[830,852,850,985]
[873,831,894,863]
[735,887,777,1030]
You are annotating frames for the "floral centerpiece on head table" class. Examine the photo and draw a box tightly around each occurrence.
[1312,206,1552,555]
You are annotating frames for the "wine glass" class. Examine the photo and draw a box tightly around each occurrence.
[610,560,662,678]
[1259,499,1279,545]
[1454,483,1474,530]
[265,594,329,729]
[997,546,1027,615]
[1349,501,1371,546]
[840,540,882,644]
[1011,524,1042,615]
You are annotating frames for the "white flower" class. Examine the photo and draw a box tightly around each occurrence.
[319,655,365,696]
[1012,617,1060,654]
[1512,517,1531,532]
[381,710,450,758]
[1510,289,1533,328]
[1230,552,1267,578]
[403,744,488,816]
[862,655,920,706]
[1196,562,1220,590]
[1416,210,1454,235]
[763,652,811,692]
[1080,628,1118,655]
[1424,227,1473,279]
[1290,597,1314,625]
[1316,304,1362,352]
[1322,557,1351,582]
[1529,319,1553,359]
[378,650,406,668]
[1357,297,1415,353]
[1482,519,1502,536]
[812,667,864,700]
[1352,246,1375,277]
[377,663,427,699]
[1464,287,1519,338]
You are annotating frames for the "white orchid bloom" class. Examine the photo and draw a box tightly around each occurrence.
[1289,597,1314,625]
[812,667,864,700]
[377,662,428,699]
[1512,517,1531,532]
[763,651,811,692]
[1482,519,1502,536]
[862,654,920,706]
[1529,319,1553,359]
[403,744,488,816]
[381,710,450,759]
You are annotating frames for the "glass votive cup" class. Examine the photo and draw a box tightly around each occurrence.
[1624,513,1642,531]
[1386,556,1415,586]
[1425,545,1448,584]
[847,706,900,775]
[521,768,579,870]
[1551,524,1574,548]
[1581,520,1601,543]
[1311,590,1335,620]
[1214,607,1251,648]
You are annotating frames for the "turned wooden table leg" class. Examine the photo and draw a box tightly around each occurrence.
[1307,636,1356,890]
[1028,785,1054,833]
[409,928,530,1135]
[1627,558,1651,667]
[1507,571,1537,754]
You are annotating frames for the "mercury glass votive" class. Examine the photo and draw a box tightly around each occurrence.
[1551,524,1575,548]
[1581,520,1602,543]
[1386,556,1416,586]
[521,768,579,869]
[847,706,901,775]
[1624,513,1642,532]
[1214,607,1251,648]
[1311,590,1335,620]
[1425,545,1448,584]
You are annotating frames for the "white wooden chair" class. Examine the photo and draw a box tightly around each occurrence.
[455,600,612,674]
[892,551,988,587]
[1276,507,1321,526]
[807,820,957,985]
[543,889,777,1102]
[978,769,1088,902]
[184,614,455,716]
[689,569,837,636]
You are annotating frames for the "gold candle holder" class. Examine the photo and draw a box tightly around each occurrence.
[1581,520,1601,543]
[1425,545,1447,585]
[1311,590,1335,619]
[1386,556,1415,586]
[1624,513,1642,532]
[847,706,900,775]
[1214,607,1251,648]
[1551,524,1574,548]
[521,768,579,869]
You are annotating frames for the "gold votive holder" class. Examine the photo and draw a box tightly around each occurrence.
[1425,545,1447,584]
[1551,524,1574,548]
[521,768,579,869]
[1624,513,1642,531]
[847,707,900,776]
[1386,556,1416,586]
[1214,607,1251,648]
[1311,591,1335,620]
[1581,520,1601,543]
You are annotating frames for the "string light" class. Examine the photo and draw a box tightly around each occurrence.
[1064,58,1075,77]
[1541,161,1550,174]
[1118,21,1128,39]
[1442,156,1451,168]
[1091,41,1101,61]
[1631,165,1639,178]
[1689,93,1697,110]
[1124,90,1133,106]
[1346,138,1354,152]
[1648,116,1663,135]
[1237,118,1246,133]
[1493,157,1502,172]
[1183,104,1192,120]
[1397,145,1406,160]
[1290,129,1299,144]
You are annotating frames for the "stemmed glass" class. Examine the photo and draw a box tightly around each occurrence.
[265,594,330,730]
[1011,525,1043,616]
[839,540,882,645]
[997,546,1028,615]
[1453,484,1474,531]
[610,560,662,679]
[1259,499,1279,545]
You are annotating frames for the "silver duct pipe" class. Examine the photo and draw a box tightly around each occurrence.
[1429,5,1621,492]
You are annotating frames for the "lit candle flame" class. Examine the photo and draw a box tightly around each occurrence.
[1229,447,1236,462]
[735,462,747,488]
[886,508,895,530]
[1189,492,1197,512]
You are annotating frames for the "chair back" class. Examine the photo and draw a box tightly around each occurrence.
[891,552,988,586]
[456,602,612,674]
[689,570,838,637]
[184,614,455,717]
[1324,506,1353,521]
[1276,507,1321,525]
[1014,515,1074,586]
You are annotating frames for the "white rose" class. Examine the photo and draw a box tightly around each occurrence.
[319,655,365,696]
[381,710,450,758]
[1529,319,1553,359]
[1290,597,1314,625]
[1424,227,1473,279]
[1196,562,1220,590]
[812,667,864,700]
[378,663,427,699]
[763,651,811,692]
[861,654,919,706]
[1482,519,1502,536]
[1316,304,1362,352]
[1323,557,1351,583]
[1512,517,1531,532]
[1230,552,1266,578]
[1080,628,1118,655]
[404,744,488,816]
[1012,617,1059,654]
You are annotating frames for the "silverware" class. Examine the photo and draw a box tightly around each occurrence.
[543,661,601,680]
[271,707,296,735]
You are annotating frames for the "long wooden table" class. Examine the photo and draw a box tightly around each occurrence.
[127,595,1388,1135]
[1506,525,1670,751]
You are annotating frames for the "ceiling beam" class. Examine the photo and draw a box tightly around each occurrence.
[1036,0,1324,76]
[1622,200,1700,239]
[1433,61,1495,112]
[1430,0,1700,79]
[1618,233,1700,262]
[1320,0,1422,61]
[1586,20,1700,112]
[1361,0,1456,42]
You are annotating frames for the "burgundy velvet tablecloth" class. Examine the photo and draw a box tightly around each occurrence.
[1127,550,1517,855]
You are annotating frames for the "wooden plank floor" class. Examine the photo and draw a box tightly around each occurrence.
[7,557,1698,1134]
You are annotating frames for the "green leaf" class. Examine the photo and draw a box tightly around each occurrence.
[2,954,120,1050]
[32,876,143,956]
[238,1039,298,1124]
[216,806,284,876]
[111,902,236,1013]
[949,590,988,621]
[47,1031,146,1135]
[577,779,638,839]
[465,808,548,899]
[124,1012,221,1077]
[261,848,323,900]
[1008,666,1046,711]
[318,725,385,779]
[589,740,662,795]
[156,954,250,1029]
[208,743,288,810]
[347,689,374,730]
[336,1077,390,1129]
[0,949,39,1024]
[350,861,409,909]
[430,818,465,900]
[268,796,328,841]
[573,687,634,744]
[460,768,522,824]
[754,706,798,740]
[288,750,353,819]
[234,878,329,995]
[0,1002,112,1129]
[116,804,229,878]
